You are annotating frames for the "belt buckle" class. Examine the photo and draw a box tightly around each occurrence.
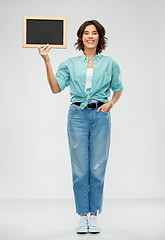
[86,105,92,109]
[86,103,92,109]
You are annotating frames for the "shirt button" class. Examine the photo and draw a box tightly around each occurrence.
[82,83,84,85]
[84,71,85,73]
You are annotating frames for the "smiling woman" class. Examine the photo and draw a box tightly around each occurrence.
[38,19,124,234]
[82,25,99,56]
[74,20,107,54]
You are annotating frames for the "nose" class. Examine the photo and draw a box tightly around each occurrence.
[88,34,93,39]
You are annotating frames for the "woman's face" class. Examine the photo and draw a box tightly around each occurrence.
[82,25,99,52]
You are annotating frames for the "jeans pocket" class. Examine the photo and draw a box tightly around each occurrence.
[100,110,109,114]
[69,104,80,113]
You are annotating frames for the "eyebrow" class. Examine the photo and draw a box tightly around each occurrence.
[84,30,98,33]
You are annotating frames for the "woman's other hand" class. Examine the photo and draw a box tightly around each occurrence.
[38,44,52,63]
[97,92,122,113]
[97,102,114,113]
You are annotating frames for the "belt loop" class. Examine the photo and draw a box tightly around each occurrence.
[96,101,100,108]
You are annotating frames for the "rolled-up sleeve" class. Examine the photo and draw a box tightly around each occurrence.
[110,60,124,93]
[55,60,70,92]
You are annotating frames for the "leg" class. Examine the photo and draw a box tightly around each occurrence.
[89,110,111,215]
[67,104,90,216]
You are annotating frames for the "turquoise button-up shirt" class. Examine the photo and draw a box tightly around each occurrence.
[55,52,124,109]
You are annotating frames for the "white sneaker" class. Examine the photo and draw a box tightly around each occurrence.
[88,215,101,233]
[76,216,88,234]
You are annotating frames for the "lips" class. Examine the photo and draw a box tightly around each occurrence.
[87,40,95,44]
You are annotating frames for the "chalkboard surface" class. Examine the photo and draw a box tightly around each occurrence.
[23,16,67,48]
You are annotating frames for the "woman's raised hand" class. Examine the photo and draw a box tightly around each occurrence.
[38,44,52,63]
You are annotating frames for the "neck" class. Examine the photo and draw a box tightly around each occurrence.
[84,48,97,59]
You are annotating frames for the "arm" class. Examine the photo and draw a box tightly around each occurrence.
[38,44,61,94]
[97,91,122,113]
[97,59,124,113]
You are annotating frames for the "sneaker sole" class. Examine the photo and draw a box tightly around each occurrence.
[76,228,88,234]
[89,228,101,234]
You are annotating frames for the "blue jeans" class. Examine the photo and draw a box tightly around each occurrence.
[67,103,111,215]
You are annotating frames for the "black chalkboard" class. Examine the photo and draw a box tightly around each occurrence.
[23,16,67,48]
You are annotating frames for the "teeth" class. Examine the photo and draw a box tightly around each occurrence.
[87,41,94,42]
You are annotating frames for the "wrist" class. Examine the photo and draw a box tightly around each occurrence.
[108,101,114,107]
[44,58,51,65]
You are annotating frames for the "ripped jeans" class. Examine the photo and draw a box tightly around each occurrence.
[67,103,111,216]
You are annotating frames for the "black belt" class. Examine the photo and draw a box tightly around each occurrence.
[73,102,104,109]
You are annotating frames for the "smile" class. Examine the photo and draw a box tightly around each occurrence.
[87,40,95,44]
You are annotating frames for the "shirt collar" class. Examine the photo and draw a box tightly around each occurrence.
[81,52,102,62]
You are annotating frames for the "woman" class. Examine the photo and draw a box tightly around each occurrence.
[38,20,124,234]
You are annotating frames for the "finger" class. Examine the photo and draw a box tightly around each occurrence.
[45,45,52,51]
[39,45,51,56]
[97,106,102,112]
[44,46,52,54]
[38,45,45,50]
[101,107,109,113]
[100,105,105,111]
[45,43,50,48]
[42,45,48,51]
[38,46,42,53]
[42,44,49,51]
[39,45,45,49]
[38,45,46,54]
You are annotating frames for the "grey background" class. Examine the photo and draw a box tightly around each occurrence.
[0,0,164,199]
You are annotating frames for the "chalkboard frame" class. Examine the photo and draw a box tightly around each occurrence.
[23,16,67,48]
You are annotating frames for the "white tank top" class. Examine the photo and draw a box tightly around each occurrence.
[85,68,93,90]
[85,68,98,103]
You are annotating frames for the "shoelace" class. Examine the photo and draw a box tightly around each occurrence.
[78,217,88,228]
[89,216,98,227]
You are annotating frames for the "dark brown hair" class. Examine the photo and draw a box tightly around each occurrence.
[74,20,108,54]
